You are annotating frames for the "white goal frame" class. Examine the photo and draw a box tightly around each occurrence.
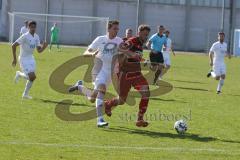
[8,12,109,44]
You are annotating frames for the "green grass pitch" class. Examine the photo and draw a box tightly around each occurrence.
[0,43,240,159]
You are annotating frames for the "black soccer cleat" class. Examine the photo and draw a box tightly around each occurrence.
[207,72,211,78]
[68,80,83,93]
[68,86,78,93]
[217,91,221,94]
[207,70,213,78]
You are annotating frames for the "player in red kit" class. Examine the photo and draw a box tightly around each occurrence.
[105,25,151,127]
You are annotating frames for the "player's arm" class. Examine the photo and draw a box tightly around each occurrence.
[146,35,156,52]
[209,51,214,67]
[146,40,152,50]
[171,43,176,56]
[20,28,23,36]
[226,47,231,59]
[227,52,232,59]
[11,42,20,67]
[118,41,139,58]
[83,48,99,57]
[37,42,48,53]
[83,37,101,57]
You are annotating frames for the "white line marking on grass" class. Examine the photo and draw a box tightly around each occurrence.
[0,141,239,155]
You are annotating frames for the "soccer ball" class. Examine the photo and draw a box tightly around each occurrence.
[174,120,188,134]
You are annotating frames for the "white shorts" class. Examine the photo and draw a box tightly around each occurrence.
[94,69,111,90]
[19,57,36,75]
[213,64,226,76]
[163,52,171,66]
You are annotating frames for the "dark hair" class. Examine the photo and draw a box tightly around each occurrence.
[108,20,119,29]
[138,24,151,32]
[28,21,37,27]
[126,28,132,32]
[165,30,170,34]
[218,32,225,36]
[24,20,28,24]
[158,25,165,29]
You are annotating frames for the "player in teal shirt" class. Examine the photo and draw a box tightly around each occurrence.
[146,25,167,84]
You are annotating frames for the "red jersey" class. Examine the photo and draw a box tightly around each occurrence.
[119,37,143,73]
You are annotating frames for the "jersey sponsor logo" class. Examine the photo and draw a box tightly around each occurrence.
[103,42,117,55]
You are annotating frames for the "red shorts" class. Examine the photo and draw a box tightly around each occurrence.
[118,71,149,100]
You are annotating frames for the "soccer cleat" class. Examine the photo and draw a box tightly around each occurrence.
[22,95,33,100]
[68,80,83,93]
[158,76,163,81]
[104,102,112,117]
[136,120,149,127]
[14,71,21,84]
[206,72,211,78]
[217,91,221,94]
[97,119,109,128]
[207,70,213,78]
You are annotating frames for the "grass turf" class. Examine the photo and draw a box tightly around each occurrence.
[0,43,240,160]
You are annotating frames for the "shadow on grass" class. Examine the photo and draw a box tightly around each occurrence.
[103,126,240,144]
[174,86,209,92]
[170,79,206,84]
[149,98,187,103]
[35,98,91,107]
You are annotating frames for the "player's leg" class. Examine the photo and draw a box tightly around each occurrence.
[49,36,54,51]
[14,71,29,83]
[161,64,170,77]
[22,72,36,99]
[217,74,225,94]
[56,37,60,50]
[207,65,218,79]
[149,53,161,84]
[152,52,164,84]
[159,53,171,79]
[133,75,150,127]
[216,66,226,94]
[19,58,36,99]
[68,80,95,101]
[104,72,130,116]
[95,84,108,127]
[15,59,31,83]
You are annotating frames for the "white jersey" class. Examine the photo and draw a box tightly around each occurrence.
[89,35,123,71]
[20,26,28,35]
[15,32,41,59]
[163,38,172,53]
[210,41,227,66]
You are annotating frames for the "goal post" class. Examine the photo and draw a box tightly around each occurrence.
[233,29,240,56]
[8,12,109,45]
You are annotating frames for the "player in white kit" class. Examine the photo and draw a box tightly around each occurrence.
[207,32,231,94]
[20,21,29,35]
[68,20,123,127]
[159,30,175,79]
[12,21,48,99]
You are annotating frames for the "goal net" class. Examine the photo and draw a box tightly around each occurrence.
[8,12,109,45]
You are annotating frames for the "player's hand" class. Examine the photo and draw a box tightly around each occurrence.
[12,59,17,67]
[43,42,48,48]
[228,54,232,59]
[172,51,176,56]
[209,61,213,67]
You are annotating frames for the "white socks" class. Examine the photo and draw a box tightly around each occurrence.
[23,80,33,96]
[96,98,104,122]
[96,92,104,122]
[18,71,29,80]
[211,71,216,78]
[78,85,105,123]
[78,85,93,100]
[217,79,224,92]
